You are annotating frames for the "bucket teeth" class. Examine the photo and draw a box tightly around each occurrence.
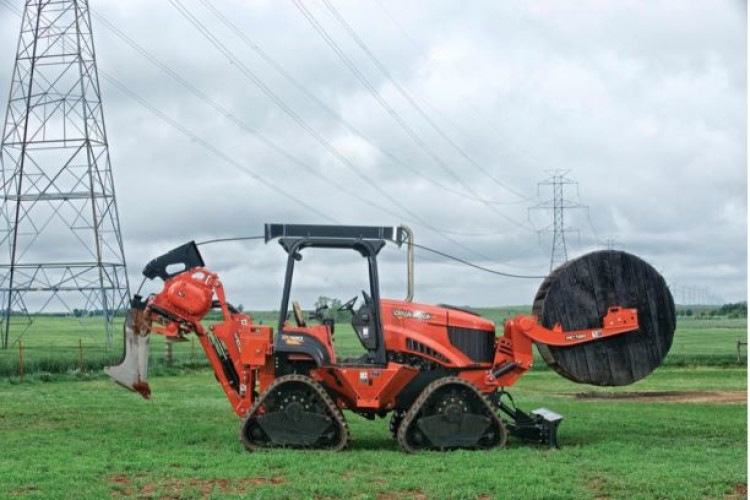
[105,308,151,399]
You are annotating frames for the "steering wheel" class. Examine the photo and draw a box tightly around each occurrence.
[339,295,358,314]
[292,300,306,327]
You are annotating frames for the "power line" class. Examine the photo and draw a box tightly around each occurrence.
[2,0,548,271]
[290,0,535,233]
[195,0,522,209]
[94,4,521,267]
[196,235,265,246]
[168,0,424,224]
[100,72,338,224]
[90,11,414,225]
[319,0,530,201]
[367,0,552,175]
[0,0,20,15]
[370,0,426,55]
[411,242,546,279]
[584,206,604,247]
[166,0,509,262]
[191,233,547,279]
[91,9,527,249]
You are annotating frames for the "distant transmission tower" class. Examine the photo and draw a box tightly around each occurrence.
[530,170,585,271]
[0,0,129,348]
[604,237,619,251]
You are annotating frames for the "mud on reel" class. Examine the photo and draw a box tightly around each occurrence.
[492,391,563,448]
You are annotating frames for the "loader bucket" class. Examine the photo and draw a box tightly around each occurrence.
[105,308,151,399]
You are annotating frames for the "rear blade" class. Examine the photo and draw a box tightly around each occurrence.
[105,308,151,399]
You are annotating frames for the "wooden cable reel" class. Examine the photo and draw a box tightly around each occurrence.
[533,250,676,386]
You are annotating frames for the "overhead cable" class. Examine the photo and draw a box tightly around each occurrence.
[320,0,530,201]
[100,73,338,224]
[197,0,523,208]
[411,242,547,279]
[291,0,535,233]
[167,0,502,261]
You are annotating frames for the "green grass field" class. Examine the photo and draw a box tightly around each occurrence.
[0,310,746,498]
[0,367,745,499]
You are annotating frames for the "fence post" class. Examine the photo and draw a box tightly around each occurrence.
[18,341,23,380]
[78,338,84,372]
[738,338,743,364]
[166,337,174,367]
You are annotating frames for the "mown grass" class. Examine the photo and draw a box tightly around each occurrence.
[0,310,746,498]
[0,367,745,499]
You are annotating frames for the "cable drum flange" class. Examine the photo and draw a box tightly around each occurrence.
[532,250,675,386]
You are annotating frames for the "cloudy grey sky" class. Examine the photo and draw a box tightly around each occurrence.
[0,0,746,310]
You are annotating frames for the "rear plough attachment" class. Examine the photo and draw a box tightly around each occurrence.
[104,298,151,399]
[492,391,563,448]
[397,377,508,453]
[239,374,350,451]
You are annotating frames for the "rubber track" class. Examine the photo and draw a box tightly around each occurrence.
[396,376,507,453]
[239,374,350,452]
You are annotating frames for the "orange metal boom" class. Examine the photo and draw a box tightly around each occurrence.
[144,268,273,416]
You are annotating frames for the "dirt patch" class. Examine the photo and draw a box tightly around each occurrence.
[574,391,746,404]
[7,485,39,496]
[108,475,283,498]
[726,483,748,499]
[109,475,132,497]
[376,491,426,500]
[586,478,611,500]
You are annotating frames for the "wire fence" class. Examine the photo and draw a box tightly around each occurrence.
[0,316,745,378]
[1,335,746,380]
[0,337,209,379]
[738,338,747,364]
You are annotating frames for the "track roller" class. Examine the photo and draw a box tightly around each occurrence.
[239,374,349,451]
[389,409,406,439]
[397,376,507,453]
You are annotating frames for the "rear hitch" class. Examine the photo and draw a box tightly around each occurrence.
[493,391,563,448]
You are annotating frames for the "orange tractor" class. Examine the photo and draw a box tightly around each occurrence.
[107,224,675,452]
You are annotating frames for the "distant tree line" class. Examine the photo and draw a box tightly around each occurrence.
[677,302,747,319]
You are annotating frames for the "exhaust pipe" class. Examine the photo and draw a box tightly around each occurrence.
[399,225,414,303]
[105,307,151,399]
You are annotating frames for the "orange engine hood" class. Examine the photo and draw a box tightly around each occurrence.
[380,299,494,332]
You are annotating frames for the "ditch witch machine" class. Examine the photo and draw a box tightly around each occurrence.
[107,224,675,452]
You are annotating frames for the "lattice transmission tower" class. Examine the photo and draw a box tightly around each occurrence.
[530,170,585,272]
[0,0,129,348]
